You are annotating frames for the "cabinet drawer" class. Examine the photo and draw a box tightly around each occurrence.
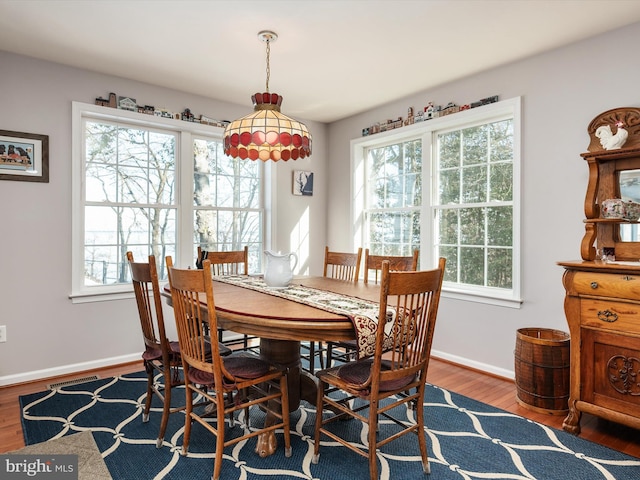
[581,299,640,334]
[572,271,640,298]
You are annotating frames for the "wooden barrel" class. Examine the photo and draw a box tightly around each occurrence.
[514,328,570,415]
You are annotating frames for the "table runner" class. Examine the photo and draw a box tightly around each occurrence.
[214,275,397,359]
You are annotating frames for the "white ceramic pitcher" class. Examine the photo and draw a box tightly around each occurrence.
[263,250,298,288]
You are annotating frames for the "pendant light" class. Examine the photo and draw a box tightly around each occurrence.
[223,30,312,161]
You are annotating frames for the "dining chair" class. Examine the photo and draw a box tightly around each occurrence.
[323,246,363,282]
[312,258,446,480]
[326,249,420,366]
[128,252,232,448]
[126,252,183,448]
[197,246,258,352]
[166,256,291,480]
[301,246,364,374]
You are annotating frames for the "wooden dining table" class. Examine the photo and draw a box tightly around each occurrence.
[163,276,381,409]
[162,275,381,457]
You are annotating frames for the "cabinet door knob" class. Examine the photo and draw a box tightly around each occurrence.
[590,281,598,289]
[597,309,618,322]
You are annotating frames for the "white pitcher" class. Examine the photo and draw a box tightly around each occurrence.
[264,250,298,288]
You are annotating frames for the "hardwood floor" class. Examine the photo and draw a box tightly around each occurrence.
[0,361,144,453]
[1,357,639,458]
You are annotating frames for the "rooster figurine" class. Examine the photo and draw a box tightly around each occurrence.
[596,121,629,150]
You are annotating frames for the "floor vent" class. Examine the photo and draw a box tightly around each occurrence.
[48,375,100,390]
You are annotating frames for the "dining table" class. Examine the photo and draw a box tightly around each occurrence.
[162,275,382,455]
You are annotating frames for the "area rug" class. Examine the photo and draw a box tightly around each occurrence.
[5,430,112,479]
[20,371,640,480]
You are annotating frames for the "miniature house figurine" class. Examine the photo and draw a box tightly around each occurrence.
[95,92,117,108]
[118,96,137,111]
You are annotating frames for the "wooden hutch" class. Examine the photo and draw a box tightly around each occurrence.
[559,107,640,434]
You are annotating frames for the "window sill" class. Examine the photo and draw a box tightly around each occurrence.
[69,289,134,304]
[442,288,523,309]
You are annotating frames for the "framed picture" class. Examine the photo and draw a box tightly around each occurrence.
[293,170,314,196]
[0,130,49,183]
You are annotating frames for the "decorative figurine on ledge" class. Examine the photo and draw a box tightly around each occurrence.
[596,121,629,150]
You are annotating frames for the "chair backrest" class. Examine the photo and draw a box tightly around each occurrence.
[323,246,362,282]
[363,249,419,284]
[166,256,226,384]
[127,252,169,355]
[197,246,249,275]
[371,258,445,389]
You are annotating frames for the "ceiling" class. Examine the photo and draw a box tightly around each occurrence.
[2,0,640,123]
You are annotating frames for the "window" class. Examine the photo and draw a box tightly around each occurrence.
[71,103,265,302]
[83,120,177,287]
[353,97,521,306]
[364,139,421,256]
[193,137,263,272]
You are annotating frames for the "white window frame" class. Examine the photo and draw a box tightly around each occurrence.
[351,97,522,307]
[70,101,268,303]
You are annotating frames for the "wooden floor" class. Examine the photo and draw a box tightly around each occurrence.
[1,357,639,458]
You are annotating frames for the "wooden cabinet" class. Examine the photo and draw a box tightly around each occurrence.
[559,263,640,433]
[559,107,640,434]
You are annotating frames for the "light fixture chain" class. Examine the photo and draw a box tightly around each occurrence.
[265,39,271,93]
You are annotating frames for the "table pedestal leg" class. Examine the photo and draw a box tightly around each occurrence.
[255,338,320,457]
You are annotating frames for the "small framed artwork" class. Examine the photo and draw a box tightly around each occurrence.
[293,170,314,196]
[0,130,49,183]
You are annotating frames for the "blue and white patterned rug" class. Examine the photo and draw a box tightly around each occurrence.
[20,371,640,480]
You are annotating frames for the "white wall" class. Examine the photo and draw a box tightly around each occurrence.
[0,51,327,384]
[327,23,640,377]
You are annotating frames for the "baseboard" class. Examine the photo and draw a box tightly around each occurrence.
[1,349,515,387]
[431,349,514,380]
[0,353,141,387]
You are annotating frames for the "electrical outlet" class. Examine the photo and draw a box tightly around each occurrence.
[0,325,6,343]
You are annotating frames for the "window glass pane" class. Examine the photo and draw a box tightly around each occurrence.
[462,125,488,165]
[84,245,118,286]
[85,163,116,202]
[490,162,513,202]
[439,169,460,204]
[490,120,514,163]
[488,248,512,288]
[368,211,419,256]
[119,166,148,204]
[118,127,148,166]
[85,205,117,246]
[437,209,458,245]
[460,247,484,285]
[461,165,487,203]
[460,207,485,245]
[86,122,117,165]
[487,206,512,246]
[440,245,458,282]
[438,132,460,169]
[121,206,150,244]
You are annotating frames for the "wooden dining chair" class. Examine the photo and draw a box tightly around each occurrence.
[363,249,419,284]
[301,246,364,374]
[323,246,363,282]
[128,252,232,448]
[197,246,258,352]
[312,258,445,480]
[326,249,420,365]
[126,251,185,448]
[166,256,291,480]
